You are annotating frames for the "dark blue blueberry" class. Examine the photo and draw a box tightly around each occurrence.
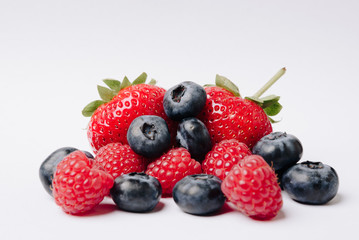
[163,81,207,121]
[252,132,303,172]
[39,147,94,196]
[83,151,94,159]
[176,117,212,162]
[127,115,171,158]
[173,174,225,215]
[110,172,162,213]
[282,161,339,205]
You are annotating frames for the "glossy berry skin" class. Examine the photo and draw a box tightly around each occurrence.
[146,148,202,197]
[252,132,303,172]
[110,172,162,212]
[163,81,207,121]
[94,143,147,179]
[198,86,272,149]
[127,115,171,159]
[87,84,176,153]
[176,117,212,162]
[202,139,252,180]
[221,155,283,220]
[173,174,225,215]
[281,161,339,205]
[53,151,114,214]
[203,86,234,101]
[39,147,94,196]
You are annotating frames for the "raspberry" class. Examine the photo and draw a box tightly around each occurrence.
[53,151,114,214]
[94,143,147,179]
[221,155,283,220]
[202,139,252,180]
[145,148,202,197]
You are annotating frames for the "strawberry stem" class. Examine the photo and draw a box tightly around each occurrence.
[253,67,286,98]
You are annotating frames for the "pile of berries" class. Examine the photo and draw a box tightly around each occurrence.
[39,69,339,220]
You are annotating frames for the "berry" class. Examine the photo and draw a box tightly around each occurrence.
[146,148,202,197]
[199,89,272,149]
[39,147,94,196]
[252,132,303,172]
[52,151,113,214]
[110,172,162,212]
[127,115,171,158]
[163,81,207,121]
[281,161,339,205]
[204,86,234,102]
[199,68,286,149]
[94,143,147,179]
[173,174,225,215]
[83,74,176,153]
[202,139,252,180]
[176,117,212,162]
[221,155,283,220]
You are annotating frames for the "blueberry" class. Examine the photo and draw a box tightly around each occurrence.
[127,115,171,158]
[173,174,225,215]
[176,117,212,162]
[281,161,339,205]
[163,81,207,121]
[39,147,94,196]
[83,151,94,159]
[252,132,303,172]
[110,172,162,212]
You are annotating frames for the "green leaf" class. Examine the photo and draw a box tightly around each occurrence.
[246,94,282,123]
[97,85,117,102]
[264,101,283,116]
[132,72,147,85]
[82,100,105,117]
[215,74,241,97]
[261,95,280,108]
[103,79,121,92]
[245,96,264,106]
[260,94,280,102]
[267,116,281,123]
[148,78,157,85]
[120,76,131,90]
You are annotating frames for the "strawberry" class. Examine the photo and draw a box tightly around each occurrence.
[82,73,176,153]
[205,86,234,102]
[198,68,286,149]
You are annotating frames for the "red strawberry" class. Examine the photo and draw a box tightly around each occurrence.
[202,139,252,180]
[94,143,148,179]
[146,148,202,197]
[82,73,176,153]
[198,68,286,149]
[53,151,114,215]
[205,86,234,102]
[221,155,283,220]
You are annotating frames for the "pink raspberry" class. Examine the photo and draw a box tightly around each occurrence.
[146,148,202,197]
[94,143,147,179]
[53,151,113,214]
[221,155,283,220]
[202,139,252,180]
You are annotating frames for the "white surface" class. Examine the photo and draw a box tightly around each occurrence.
[1,0,358,239]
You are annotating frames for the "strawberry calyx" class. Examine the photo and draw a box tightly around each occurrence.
[207,68,286,123]
[82,72,157,117]
[245,67,286,123]
[245,95,282,123]
[215,74,241,97]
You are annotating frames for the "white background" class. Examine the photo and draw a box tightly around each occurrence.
[1,0,358,239]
